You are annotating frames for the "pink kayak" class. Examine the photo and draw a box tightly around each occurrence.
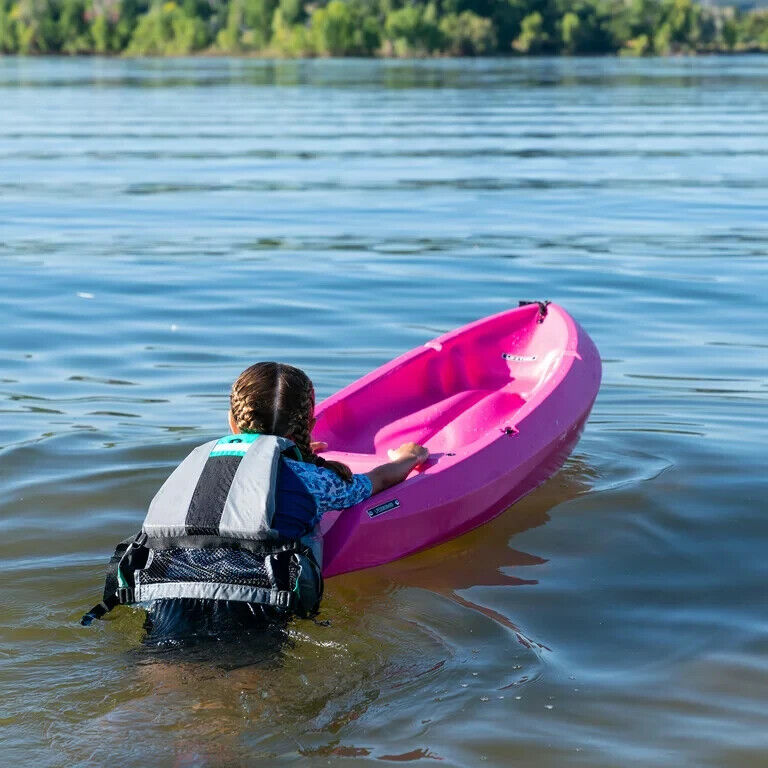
[314,302,601,578]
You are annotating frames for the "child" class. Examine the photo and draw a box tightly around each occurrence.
[226,361,428,538]
[82,362,428,643]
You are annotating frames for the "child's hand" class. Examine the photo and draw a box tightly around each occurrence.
[368,442,429,494]
[387,442,429,465]
[310,440,328,453]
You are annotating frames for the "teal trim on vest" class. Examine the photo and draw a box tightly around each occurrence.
[210,433,261,457]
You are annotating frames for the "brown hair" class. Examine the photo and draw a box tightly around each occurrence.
[229,362,352,482]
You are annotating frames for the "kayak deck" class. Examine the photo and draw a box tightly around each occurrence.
[317,304,559,470]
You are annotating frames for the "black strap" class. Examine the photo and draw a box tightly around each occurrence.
[252,587,295,609]
[80,532,147,626]
[264,547,300,613]
[265,551,291,591]
[291,547,324,618]
[80,595,119,626]
[264,544,322,616]
[143,534,302,555]
[518,300,550,323]
[282,445,303,461]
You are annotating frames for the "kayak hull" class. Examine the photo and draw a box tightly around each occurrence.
[314,303,601,578]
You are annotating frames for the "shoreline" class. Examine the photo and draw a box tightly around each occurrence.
[2,47,768,60]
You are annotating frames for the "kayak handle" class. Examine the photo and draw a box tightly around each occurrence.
[518,300,550,323]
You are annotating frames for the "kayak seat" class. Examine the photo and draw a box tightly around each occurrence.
[372,389,490,450]
[427,390,525,452]
[329,388,526,456]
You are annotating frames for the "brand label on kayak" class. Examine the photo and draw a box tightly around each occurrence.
[367,499,400,518]
[503,353,537,362]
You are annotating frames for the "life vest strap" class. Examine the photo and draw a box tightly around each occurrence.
[142,534,303,554]
[80,532,144,625]
[81,538,312,624]
[80,531,149,625]
[80,597,116,626]
[133,580,296,609]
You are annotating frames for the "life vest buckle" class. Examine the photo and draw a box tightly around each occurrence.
[275,590,293,610]
[118,586,135,605]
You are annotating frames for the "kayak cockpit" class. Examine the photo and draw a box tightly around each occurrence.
[315,304,569,459]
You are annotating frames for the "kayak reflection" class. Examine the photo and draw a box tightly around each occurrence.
[332,454,594,648]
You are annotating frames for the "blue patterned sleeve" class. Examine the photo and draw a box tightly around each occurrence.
[283,459,373,516]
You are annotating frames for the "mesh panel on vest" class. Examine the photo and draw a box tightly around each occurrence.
[140,548,299,589]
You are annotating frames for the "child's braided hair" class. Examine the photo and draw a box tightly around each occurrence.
[229,361,352,482]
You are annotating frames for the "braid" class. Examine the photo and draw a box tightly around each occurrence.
[283,380,315,461]
[286,380,353,483]
[230,362,352,483]
[229,371,270,434]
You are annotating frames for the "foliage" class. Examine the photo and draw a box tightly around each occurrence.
[268,5,309,54]
[125,1,207,54]
[439,10,495,55]
[0,0,767,56]
[513,11,548,53]
[384,3,441,56]
[217,0,274,50]
[311,0,354,55]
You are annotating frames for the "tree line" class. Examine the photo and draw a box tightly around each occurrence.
[1,0,767,56]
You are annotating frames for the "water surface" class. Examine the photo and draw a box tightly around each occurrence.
[1,56,767,767]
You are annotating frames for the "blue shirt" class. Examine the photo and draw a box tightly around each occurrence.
[273,458,372,539]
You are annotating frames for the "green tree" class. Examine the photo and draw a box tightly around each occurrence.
[216,0,242,50]
[606,0,661,50]
[59,0,92,52]
[721,15,737,50]
[90,11,109,50]
[216,0,273,51]
[0,0,761,59]
[552,0,618,53]
[11,0,60,53]
[384,3,441,55]
[269,5,310,54]
[655,0,709,53]
[242,0,275,47]
[277,0,302,24]
[311,0,355,54]
[513,10,548,53]
[559,10,579,52]
[653,20,671,52]
[621,32,651,54]
[439,10,496,54]
[356,14,381,53]
[126,1,208,54]
[111,0,147,50]
[738,9,768,49]
[0,1,19,51]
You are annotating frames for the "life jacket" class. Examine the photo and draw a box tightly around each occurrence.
[80,433,323,626]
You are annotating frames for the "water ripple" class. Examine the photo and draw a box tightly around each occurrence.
[1,56,767,768]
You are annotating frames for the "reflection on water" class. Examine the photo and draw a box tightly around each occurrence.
[1,56,767,767]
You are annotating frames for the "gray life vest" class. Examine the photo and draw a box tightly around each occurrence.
[81,433,323,626]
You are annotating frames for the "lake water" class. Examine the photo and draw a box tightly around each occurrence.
[1,56,767,767]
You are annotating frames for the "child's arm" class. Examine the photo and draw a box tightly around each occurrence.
[366,442,429,495]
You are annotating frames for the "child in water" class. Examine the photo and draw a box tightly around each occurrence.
[227,361,428,536]
[135,361,428,644]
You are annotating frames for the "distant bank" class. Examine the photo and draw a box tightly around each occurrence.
[1,0,767,58]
